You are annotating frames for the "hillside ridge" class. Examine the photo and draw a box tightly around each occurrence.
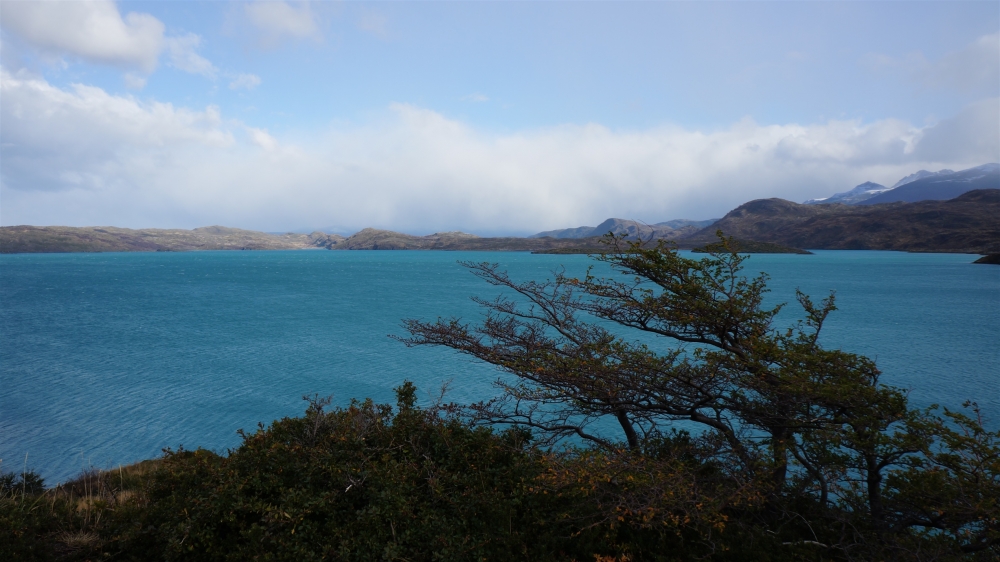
[684,189,1000,253]
[3,191,996,255]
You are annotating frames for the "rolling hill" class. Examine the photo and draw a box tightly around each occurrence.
[531,218,717,239]
[4,190,996,255]
[0,226,325,253]
[686,189,1000,253]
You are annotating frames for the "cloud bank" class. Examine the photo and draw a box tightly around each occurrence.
[0,0,224,84]
[1,70,997,234]
[0,0,165,72]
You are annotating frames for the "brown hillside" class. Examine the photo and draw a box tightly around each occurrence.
[0,225,324,253]
[316,228,611,251]
[684,190,1000,253]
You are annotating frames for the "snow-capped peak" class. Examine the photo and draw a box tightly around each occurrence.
[804,181,890,205]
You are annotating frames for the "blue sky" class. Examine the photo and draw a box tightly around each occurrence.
[1,1,998,234]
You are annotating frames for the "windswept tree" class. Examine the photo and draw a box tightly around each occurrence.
[400,235,999,558]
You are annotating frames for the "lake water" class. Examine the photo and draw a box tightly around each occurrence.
[2,250,997,483]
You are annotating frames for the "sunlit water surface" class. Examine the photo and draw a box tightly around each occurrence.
[2,250,997,483]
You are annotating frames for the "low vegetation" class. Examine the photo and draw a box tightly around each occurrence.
[4,236,997,560]
[0,225,323,253]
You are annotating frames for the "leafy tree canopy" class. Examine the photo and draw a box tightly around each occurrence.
[401,235,1000,559]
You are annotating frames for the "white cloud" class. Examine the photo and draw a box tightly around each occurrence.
[912,97,1000,161]
[1,72,996,233]
[0,0,164,72]
[244,1,320,46]
[247,127,277,151]
[0,1,219,80]
[165,34,217,78]
[229,73,262,91]
[863,32,1000,94]
[462,93,490,103]
[0,69,233,196]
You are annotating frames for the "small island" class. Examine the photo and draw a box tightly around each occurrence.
[691,239,812,254]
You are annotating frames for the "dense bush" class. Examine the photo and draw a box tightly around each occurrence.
[4,384,995,560]
[1,468,46,496]
[1,468,62,561]
[116,383,601,561]
[119,383,769,561]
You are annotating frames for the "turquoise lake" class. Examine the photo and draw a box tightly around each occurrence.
[2,250,998,483]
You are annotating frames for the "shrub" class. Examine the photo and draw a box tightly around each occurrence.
[1,468,46,496]
[115,383,609,561]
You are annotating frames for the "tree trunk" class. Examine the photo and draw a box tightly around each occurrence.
[770,428,790,490]
[615,409,640,450]
[866,454,885,530]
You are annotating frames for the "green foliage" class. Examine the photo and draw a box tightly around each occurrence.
[0,468,56,560]
[113,383,607,561]
[1,468,45,496]
[402,233,1000,559]
[0,461,156,561]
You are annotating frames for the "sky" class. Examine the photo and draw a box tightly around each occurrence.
[1,1,998,235]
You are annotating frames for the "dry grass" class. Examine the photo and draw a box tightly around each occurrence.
[1,459,163,559]
[50,460,160,524]
[56,530,99,550]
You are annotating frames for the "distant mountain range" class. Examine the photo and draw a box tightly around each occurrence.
[536,163,997,238]
[804,163,999,206]
[859,164,1000,205]
[803,181,893,205]
[685,189,999,253]
[3,164,997,256]
[4,190,996,255]
[531,218,719,239]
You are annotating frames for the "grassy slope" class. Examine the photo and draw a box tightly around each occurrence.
[0,226,324,253]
